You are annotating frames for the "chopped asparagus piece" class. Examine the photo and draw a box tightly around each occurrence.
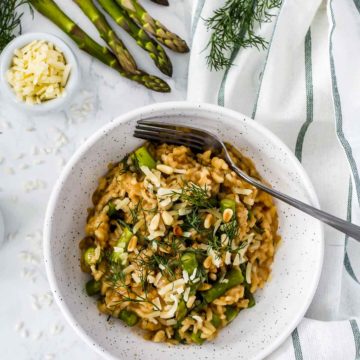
[220,198,236,213]
[176,299,187,321]
[202,269,244,304]
[180,252,198,276]
[244,283,256,308]
[134,146,156,169]
[191,331,204,345]
[110,227,133,264]
[225,305,239,322]
[211,313,221,328]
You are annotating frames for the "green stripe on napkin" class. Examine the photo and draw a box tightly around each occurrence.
[192,0,205,38]
[350,320,360,359]
[295,28,313,162]
[291,328,304,360]
[344,180,360,284]
[353,0,360,14]
[329,0,360,205]
[251,3,284,118]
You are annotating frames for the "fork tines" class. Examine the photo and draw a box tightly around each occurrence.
[134,121,205,151]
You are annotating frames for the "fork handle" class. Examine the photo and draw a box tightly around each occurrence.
[230,164,360,241]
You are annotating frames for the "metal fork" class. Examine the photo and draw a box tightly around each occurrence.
[134,120,360,241]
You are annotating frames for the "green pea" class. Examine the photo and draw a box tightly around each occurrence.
[118,309,139,326]
[85,279,101,296]
[83,247,97,266]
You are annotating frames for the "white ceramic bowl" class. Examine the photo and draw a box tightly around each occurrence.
[44,102,324,360]
[0,32,80,113]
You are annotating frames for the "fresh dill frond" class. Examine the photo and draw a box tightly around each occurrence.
[204,0,282,71]
[231,240,248,254]
[134,251,175,281]
[129,199,142,224]
[106,257,126,285]
[151,254,176,280]
[207,232,222,253]
[117,219,131,230]
[0,0,33,53]
[119,154,130,173]
[178,182,217,209]
[182,208,206,233]
[131,153,142,173]
[221,219,239,241]
[168,235,184,254]
[196,265,209,284]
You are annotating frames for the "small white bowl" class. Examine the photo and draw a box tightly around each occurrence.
[0,32,80,114]
[44,102,324,360]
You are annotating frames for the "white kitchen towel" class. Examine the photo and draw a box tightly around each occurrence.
[188,0,360,358]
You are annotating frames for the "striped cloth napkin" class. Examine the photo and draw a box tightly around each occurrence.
[188,0,360,358]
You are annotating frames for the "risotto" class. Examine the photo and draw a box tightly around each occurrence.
[80,142,281,345]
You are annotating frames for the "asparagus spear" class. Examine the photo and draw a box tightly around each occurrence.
[150,0,169,5]
[98,0,172,76]
[115,0,189,53]
[74,0,137,74]
[29,0,170,92]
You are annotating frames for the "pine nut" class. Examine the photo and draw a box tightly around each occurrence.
[127,236,138,252]
[173,225,183,236]
[203,256,212,269]
[158,197,172,209]
[161,211,174,226]
[223,208,234,223]
[186,295,196,308]
[149,213,160,231]
[209,273,217,281]
[204,213,213,229]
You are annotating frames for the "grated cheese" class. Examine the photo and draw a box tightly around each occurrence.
[6,40,71,104]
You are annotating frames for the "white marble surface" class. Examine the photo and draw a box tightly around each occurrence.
[0,2,190,359]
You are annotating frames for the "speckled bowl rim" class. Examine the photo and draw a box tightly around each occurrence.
[43,101,324,360]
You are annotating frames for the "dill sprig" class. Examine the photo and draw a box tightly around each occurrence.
[178,182,217,209]
[207,232,222,253]
[106,253,160,311]
[205,0,282,71]
[149,253,176,280]
[0,1,32,53]
[182,208,206,233]
[221,218,239,242]
[129,199,142,224]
